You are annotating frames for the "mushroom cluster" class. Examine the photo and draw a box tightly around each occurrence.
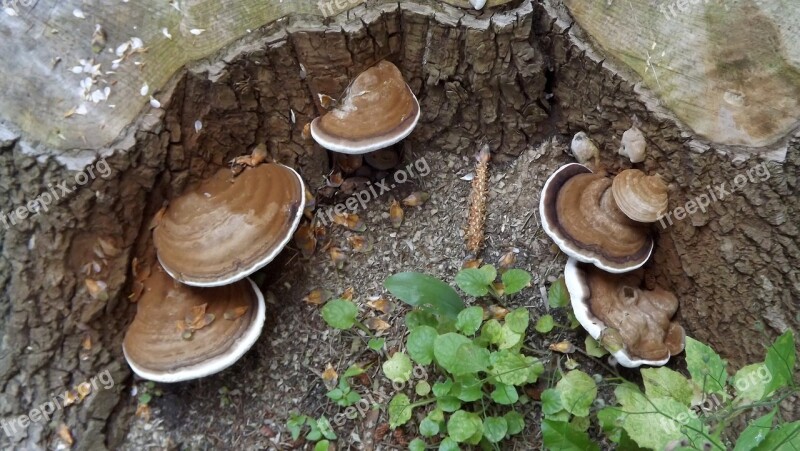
[540,139,684,367]
[124,161,305,382]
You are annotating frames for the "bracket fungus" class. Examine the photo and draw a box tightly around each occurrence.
[619,125,647,163]
[564,258,685,367]
[154,163,305,287]
[310,61,420,154]
[611,169,669,223]
[539,163,654,273]
[123,266,266,382]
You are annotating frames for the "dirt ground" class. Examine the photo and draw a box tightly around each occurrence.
[121,138,669,450]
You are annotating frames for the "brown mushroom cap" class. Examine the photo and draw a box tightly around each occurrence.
[310,61,420,154]
[539,163,654,273]
[123,266,266,382]
[611,169,668,223]
[565,258,685,367]
[154,163,305,287]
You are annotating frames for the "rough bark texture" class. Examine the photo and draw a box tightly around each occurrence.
[0,0,797,449]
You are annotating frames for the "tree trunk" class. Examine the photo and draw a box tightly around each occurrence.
[0,0,797,448]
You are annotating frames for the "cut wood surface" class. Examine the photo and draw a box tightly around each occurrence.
[562,0,800,150]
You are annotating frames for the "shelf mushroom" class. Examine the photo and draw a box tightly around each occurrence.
[310,60,420,154]
[539,163,654,273]
[154,163,305,287]
[564,258,685,367]
[611,169,668,223]
[123,266,266,382]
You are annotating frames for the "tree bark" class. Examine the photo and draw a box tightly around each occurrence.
[0,0,797,449]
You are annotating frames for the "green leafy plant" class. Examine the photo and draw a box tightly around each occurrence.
[286,412,337,447]
[326,364,364,407]
[382,268,543,448]
[319,298,384,353]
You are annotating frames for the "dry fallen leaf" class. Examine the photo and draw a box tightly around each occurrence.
[340,287,355,301]
[322,363,338,386]
[329,247,347,269]
[303,289,330,305]
[81,335,92,351]
[389,198,403,228]
[366,297,392,314]
[332,212,365,232]
[301,123,312,140]
[129,281,145,302]
[348,235,373,253]
[492,282,505,297]
[250,143,268,166]
[135,403,152,421]
[498,249,517,271]
[224,306,248,320]
[462,258,483,269]
[364,317,391,332]
[62,390,79,407]
[486,305,509,321]
[402,191,430,207]
[327,170,344,188]
[550,341,576,354]
[97,237,121,258]
[294,224,317,259]
[186,304,208,327]
[57,423,74,446]
[318,93,337,110]
[85,279,108,301]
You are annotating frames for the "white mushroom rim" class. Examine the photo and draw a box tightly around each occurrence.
[158,164,306,288]
[122,278,267,383]
[309,93,420,155]
[564,258,670,368]
[538,163,653,274]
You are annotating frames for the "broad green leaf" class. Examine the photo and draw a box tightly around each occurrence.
[415,380,431,396]
[453,374,483,402]
[449,343,490,376]
[455,306,484,335]
[504,411,525,436]
[753,420,800,450]
[615,383,721,450]
[584,336,608,357]
[546,409,571,422]
[388,394,413,429]
[490,350,537,385]
[527,359,545,383]
[383,352,413,383]
[438,437,460,451]
[317,416,337,440]
[535,315,555,333]
[480,319,503,344]
[314,440,330,451]
[571,415,591,432]
[343,364,364,379]
[566,311,580,329]
[505,308,529,334]
[368,338,385,352]
[447,410,483,443]
[541,419,600,451]
[497,325,523,350]
[483,416,508,443]
[641,367,695,406]
[733,363,770,402]
[455,266,496,297]
[385,272,465,318]
[405,310,438,330]
[548,277,569,308]
[408,438,426,451]
[419,417,440,437]
[437,396,461,412]
[541,388,564,415]
[287,412,307,440]
[321,299,358,330]
[407,326,438,365]
[501,269,531,295]
[305,418,322,441]
[490,383,518,405]
[433,379,454,397]
[733,408,775,451]
[763,330,796,395]
[597,407,624,442]
[434,333,472,373]
[556,370,597,417]
[685,336,728,395]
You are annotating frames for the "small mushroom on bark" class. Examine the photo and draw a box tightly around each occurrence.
[123,266,266,382]
[611,169,669,223]
[310,61,420,154]
[564,258,685,367]
[619,125,647,163]
[154,163,305,287]
[570,132,600,166]
[539,163,653,273]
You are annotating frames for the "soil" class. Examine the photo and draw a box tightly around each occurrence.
[122,139,654,450]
